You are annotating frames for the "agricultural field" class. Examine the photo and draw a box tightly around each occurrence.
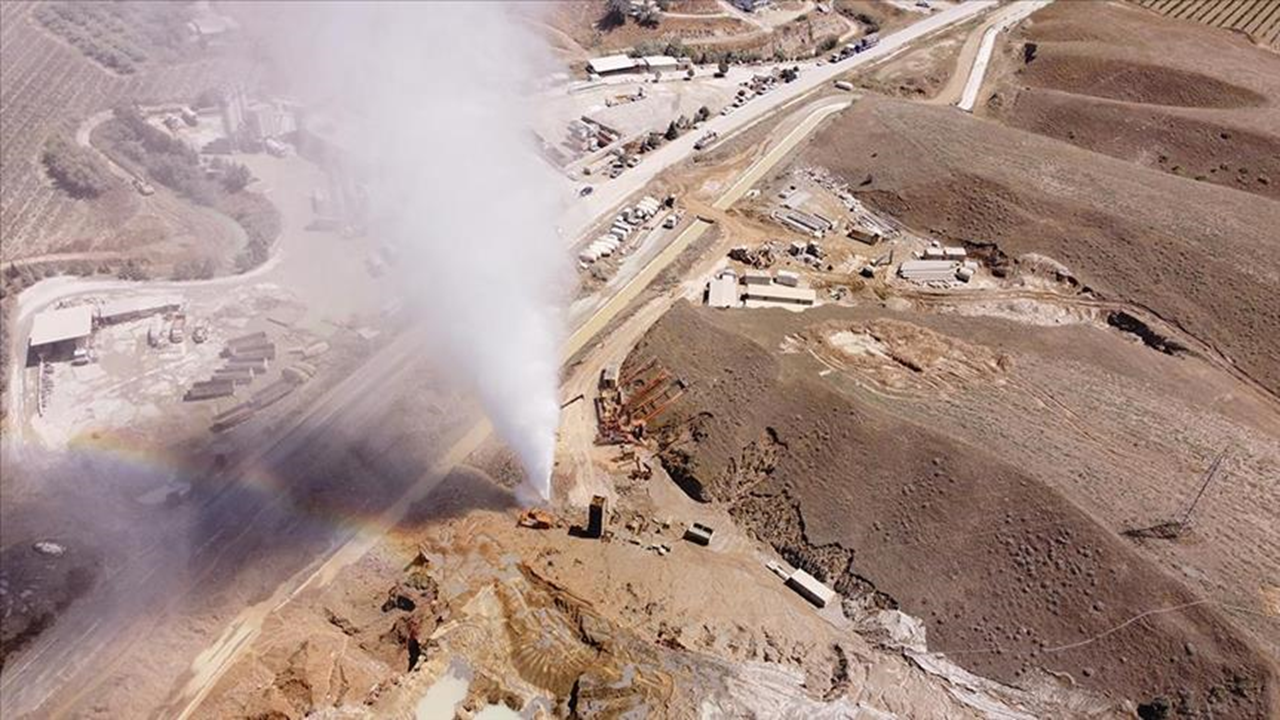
[33,1,195,75]
[0,1,248,262]
[1130,0,1280,49]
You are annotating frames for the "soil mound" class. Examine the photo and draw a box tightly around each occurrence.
[1015,53,1267,109]
[633,302,1275,717]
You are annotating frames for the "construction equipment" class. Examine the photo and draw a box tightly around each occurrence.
[518,508,557,530]
[595,359,686,445]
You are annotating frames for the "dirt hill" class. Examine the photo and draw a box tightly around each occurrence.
[983,0,1280,203]
[805,95,1280,400]
[631,301,1275,717]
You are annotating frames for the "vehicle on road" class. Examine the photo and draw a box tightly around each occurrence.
[169,313,186,344]
[579,186,594,197]
[133,177,155,196]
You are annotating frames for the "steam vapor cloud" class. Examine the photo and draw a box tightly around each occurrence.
[283,3,568,500]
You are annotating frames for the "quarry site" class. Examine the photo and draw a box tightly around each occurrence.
[2,1,1279,718]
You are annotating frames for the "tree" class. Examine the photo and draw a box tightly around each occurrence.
[222,163,252,193]
[686,67,695,81]
[117,259,150,281]
[42,137,113,199]
[716,59,729,77]
[695,105,711,122]
[637,6,661,27]
[600,0,629,29]
[664,121,679,142]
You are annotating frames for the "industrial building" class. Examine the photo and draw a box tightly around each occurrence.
[588,55,640,76]
[743,283,817,308]
[27,306,94,362]
[587,54,683,77]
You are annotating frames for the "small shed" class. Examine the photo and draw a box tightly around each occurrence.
[683,522,714,546]
[786,569,836,608]
[706,275,740,308]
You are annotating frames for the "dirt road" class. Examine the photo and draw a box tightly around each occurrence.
[957,0,1052,111]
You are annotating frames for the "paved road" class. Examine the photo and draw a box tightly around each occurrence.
[559,0,997,242]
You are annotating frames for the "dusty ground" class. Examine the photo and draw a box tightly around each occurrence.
[633,300,1277,717]
[845,13,976,100]
[190,465,1006,719]
[981,0,1280,203]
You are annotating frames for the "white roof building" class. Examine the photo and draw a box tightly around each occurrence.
[786,569,836,608]
[707,275,740,308]
[588,55,639,75]
[898,260,960,282]
[643,55,680,71]
[29,306,93,348]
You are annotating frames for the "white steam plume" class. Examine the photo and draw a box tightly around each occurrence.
[273,3,568,501]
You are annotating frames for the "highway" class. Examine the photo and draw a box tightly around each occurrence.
[560,0,998,242]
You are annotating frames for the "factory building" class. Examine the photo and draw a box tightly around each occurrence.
[27,306,94,363]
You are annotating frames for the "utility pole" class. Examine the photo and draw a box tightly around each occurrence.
[1178,448,1228,530]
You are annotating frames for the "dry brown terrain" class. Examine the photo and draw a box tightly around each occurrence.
[982,0,1280,203]
[806,95,1280,402]
[634,301,1277,717]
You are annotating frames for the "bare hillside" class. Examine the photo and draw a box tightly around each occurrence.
[807,96,1280,398]
[983,0,1280,203]
[631,301,1275,717]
